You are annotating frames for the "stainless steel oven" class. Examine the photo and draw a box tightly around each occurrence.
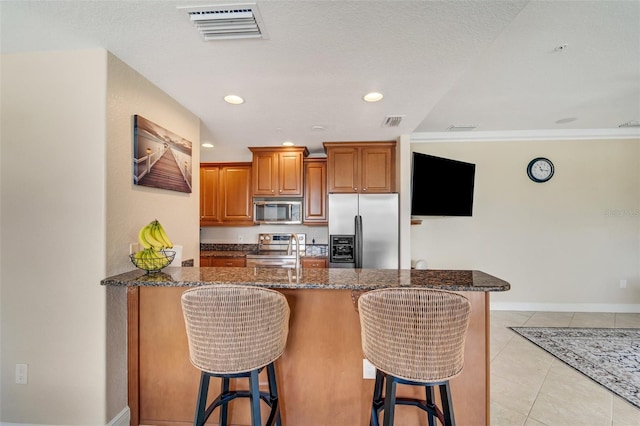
[245,233,306,268]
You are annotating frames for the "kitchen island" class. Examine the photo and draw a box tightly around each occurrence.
[102,267,510,426]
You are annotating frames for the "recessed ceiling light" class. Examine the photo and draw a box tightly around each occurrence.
[363,92,384,102]
[282,141,294,146]
[224,95,244,105]
[201,143,214,148]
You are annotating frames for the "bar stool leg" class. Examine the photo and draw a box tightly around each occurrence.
[371,369,384,426]
[219,377,230,426]
[382,375,397,426]
[249,369,262,426]
[439,382,455,426]
[194,372,210,426]
[266,362,282,426]
[425,385,436,426]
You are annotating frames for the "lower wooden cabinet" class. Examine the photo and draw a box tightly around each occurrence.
[301,257,328,268]
[200,257,246,267]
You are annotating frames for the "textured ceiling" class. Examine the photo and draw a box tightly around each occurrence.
[1,1,639,161]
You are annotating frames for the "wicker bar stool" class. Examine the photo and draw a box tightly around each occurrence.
[181,285,290,426]
[358,288,471,426]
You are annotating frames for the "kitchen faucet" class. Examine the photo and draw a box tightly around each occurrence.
[287,233,301,270]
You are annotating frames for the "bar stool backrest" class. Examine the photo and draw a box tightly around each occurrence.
[358,288,471,382]
[181,285,290,375]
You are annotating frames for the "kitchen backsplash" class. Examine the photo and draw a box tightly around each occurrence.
[200,243,328,256]
[200,243,257,252]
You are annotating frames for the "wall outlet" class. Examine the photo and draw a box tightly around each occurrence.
[620,279,627,289]
[237,235,244,244]
[15,363,28,384]
[363,359,376,379]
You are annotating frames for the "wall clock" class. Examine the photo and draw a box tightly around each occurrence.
[527,157,554,183]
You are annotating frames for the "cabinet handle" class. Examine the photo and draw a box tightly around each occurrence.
[271,189,275,193]
[354,187,358,191]
[363,187,367,191]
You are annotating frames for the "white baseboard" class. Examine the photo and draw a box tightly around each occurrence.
[0,407,130,426]
[490,302,640,313]
[107,407,130,426]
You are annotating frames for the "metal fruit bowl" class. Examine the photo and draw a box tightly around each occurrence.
[129,250,176,273]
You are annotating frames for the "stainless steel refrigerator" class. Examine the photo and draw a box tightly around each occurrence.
[328,193,399,269]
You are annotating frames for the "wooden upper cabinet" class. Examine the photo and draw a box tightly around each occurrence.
[220,165,253,223]
[200,163,253,226]
[200,165,221,223]
[249,147,309,197]
[303,158,327,225]
[324,141,396,193]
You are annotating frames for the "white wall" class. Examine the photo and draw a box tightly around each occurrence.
[0,49,200,424]
[410,138,640,312]
[1,49,108,424]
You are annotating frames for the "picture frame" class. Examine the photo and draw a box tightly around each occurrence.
[132,115,192,193]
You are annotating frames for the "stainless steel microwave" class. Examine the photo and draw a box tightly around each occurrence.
[253,200,302,224]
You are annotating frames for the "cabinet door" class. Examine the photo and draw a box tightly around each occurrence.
[278,151,304,196]
[327,146,359,193]
[200,257,211,267]
[303,159,327,224]
[252,151,278,196]
[221,165,253,223]
[360,146,395,193]
[301,257,327,268]
[209,258,245,267]
[200,166,220,223]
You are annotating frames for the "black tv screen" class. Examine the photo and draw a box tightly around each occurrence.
[411,153,476,216]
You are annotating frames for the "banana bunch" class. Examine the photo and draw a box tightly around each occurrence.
[133,247,172,271]
[138,219,173,250]
[133,219,174,271]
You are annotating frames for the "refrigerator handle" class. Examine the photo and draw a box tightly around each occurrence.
[355,215,363,268]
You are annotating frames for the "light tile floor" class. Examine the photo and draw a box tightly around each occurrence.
[490,311,640,426]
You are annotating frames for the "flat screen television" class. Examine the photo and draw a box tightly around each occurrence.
[411,152,476,216]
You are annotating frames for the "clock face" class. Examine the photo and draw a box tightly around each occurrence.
[527,158,554,182]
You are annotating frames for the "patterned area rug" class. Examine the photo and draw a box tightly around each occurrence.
[510,327,640,409]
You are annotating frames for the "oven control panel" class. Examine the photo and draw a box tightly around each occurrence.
[257,233,306,252]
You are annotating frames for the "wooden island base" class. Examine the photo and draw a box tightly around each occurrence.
[128,287,489,426]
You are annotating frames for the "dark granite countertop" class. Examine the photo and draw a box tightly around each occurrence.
[200,250,251,258]
[101,267,510,292]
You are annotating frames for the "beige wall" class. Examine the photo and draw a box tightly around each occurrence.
[0,49,200,424]
[410,139,640,311]
[104,53,200,421]
[1,49,108,424]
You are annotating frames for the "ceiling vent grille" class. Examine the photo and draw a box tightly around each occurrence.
[382,115,405,127]
[618,120,640,128]
[447,124,477,131]
[181,3,268,41]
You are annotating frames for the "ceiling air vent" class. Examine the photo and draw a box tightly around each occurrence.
[382,115,405,127]
[447,124,477,131]
[618,120,640,128]
[180,3,268,41]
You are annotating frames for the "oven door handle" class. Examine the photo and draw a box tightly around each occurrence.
[246,260,294,268]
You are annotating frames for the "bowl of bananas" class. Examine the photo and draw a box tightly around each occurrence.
[130,249,175,273]
[130,219,176,273]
